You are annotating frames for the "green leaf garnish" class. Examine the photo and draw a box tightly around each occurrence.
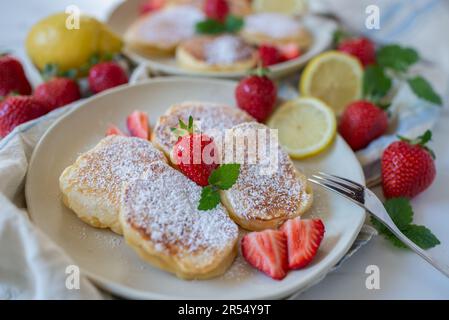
[377,45,419,72]
[208,163,241,190]
[198,163,241,211]
[407,76,442,106]
[371,197,440,249]
[195,15,244,35]
[198,186,221,211]
[363,65,392,103]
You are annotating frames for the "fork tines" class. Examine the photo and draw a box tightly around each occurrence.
[308,172,365,203]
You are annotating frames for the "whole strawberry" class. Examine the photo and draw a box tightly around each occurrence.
[338,37,376,67]
[0,96,48,137]
[339,100,388,151]
[382,130,436,199]
[139,0,165,15]
[204,0,229,23]
[171,116,219,187]
[235,68,277,122]
[34,77,81,112]
[88,62,128,94]
[258,45,281,67]
[0,55,32,97]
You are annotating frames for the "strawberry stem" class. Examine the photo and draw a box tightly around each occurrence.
[398,130,436,159]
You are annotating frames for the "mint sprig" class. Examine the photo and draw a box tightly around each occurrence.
[196,15,244,35]
[362,44,442,107]
[198,163,241,211]
[371,198,440,249]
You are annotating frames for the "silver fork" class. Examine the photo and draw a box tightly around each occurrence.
[308,172,449,279]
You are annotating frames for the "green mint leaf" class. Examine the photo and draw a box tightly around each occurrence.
[371,197,440,250]
[363,65,392,101]
[196,19,226,34]
[402,224,441,249]
[408,76,442,106]
[384,197,413,229]
[198,186,221,211]
[377,45,419,72]
[208,163,241,190]
[225,15,244,33]
[332,29,349,47]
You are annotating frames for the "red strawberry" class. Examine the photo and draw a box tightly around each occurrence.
[139,0,165,15]
[0,96,48,137]
[204,0,229,22]
[171,116,219,186]
[241,229,288,280]
[106,124,127,137]
[88,62,128,94]
[280,218,325,269]
[339,100,388,151]
[235,68,277,122]
[258,45,281,67]
[279,43,301,62]
[0,55,32,97]
[127,110,149,139]
[338,37,376,67]
[381,130,436,199]
[34,77,81,112]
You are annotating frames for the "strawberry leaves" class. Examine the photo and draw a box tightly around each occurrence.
[371,197,440,249]
[398,130,436,159]
[198,163,241,211]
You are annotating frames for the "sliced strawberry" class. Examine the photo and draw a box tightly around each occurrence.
[126,110,149,139]
[279,43,301,62]
[280,218,325,269]
[106,124,127,137]
[241,229,288,280]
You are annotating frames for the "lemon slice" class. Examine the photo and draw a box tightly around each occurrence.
[300,51,363,115]
[268,97,337,159]
[253,0,308,16]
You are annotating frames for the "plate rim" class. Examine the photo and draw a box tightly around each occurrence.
[25,77,366,300]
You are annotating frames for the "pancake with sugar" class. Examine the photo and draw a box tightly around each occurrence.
[59,135,166,234]
[119,161,239,279]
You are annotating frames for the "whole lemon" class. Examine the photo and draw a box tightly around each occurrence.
[26,12,123,73]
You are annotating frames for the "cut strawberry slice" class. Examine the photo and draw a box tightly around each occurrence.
[281,218,325,269]
[106,124,127,136]
[241,229,288,280]
[279,43,301,62]
[127,110,149,139]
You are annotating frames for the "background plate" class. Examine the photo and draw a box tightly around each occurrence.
[106,0,337,79]
[26,78,365,299]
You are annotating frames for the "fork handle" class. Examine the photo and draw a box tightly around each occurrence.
[377,214,449,278]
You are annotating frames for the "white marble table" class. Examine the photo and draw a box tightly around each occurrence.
[2,0,448,299]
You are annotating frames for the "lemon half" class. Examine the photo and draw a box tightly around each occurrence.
[268,97,337,159]
[300,51,363,115]
[253,0,308,16]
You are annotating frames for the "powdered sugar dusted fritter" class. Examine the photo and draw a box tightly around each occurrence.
[221,122,313,231]
[151,101,255,160]
[59,135,166,234]
[120,161,239,279]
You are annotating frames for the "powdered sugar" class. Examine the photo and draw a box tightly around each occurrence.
[122,161,238,255]
[136,5,205,45]
[204,35,255,65]
[69,136,166,207]
[223,122,307,220]
[244,13,302,39]
[154,102,254,153]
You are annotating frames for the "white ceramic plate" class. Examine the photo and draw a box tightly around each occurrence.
[106,0,337,79]
[26,78,365,299]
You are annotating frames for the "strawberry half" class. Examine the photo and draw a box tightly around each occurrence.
[127,110,149,139]
[280,218,325,269]
[106,124,127,137]
[279,43,301,62]
[241,229,288,280]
